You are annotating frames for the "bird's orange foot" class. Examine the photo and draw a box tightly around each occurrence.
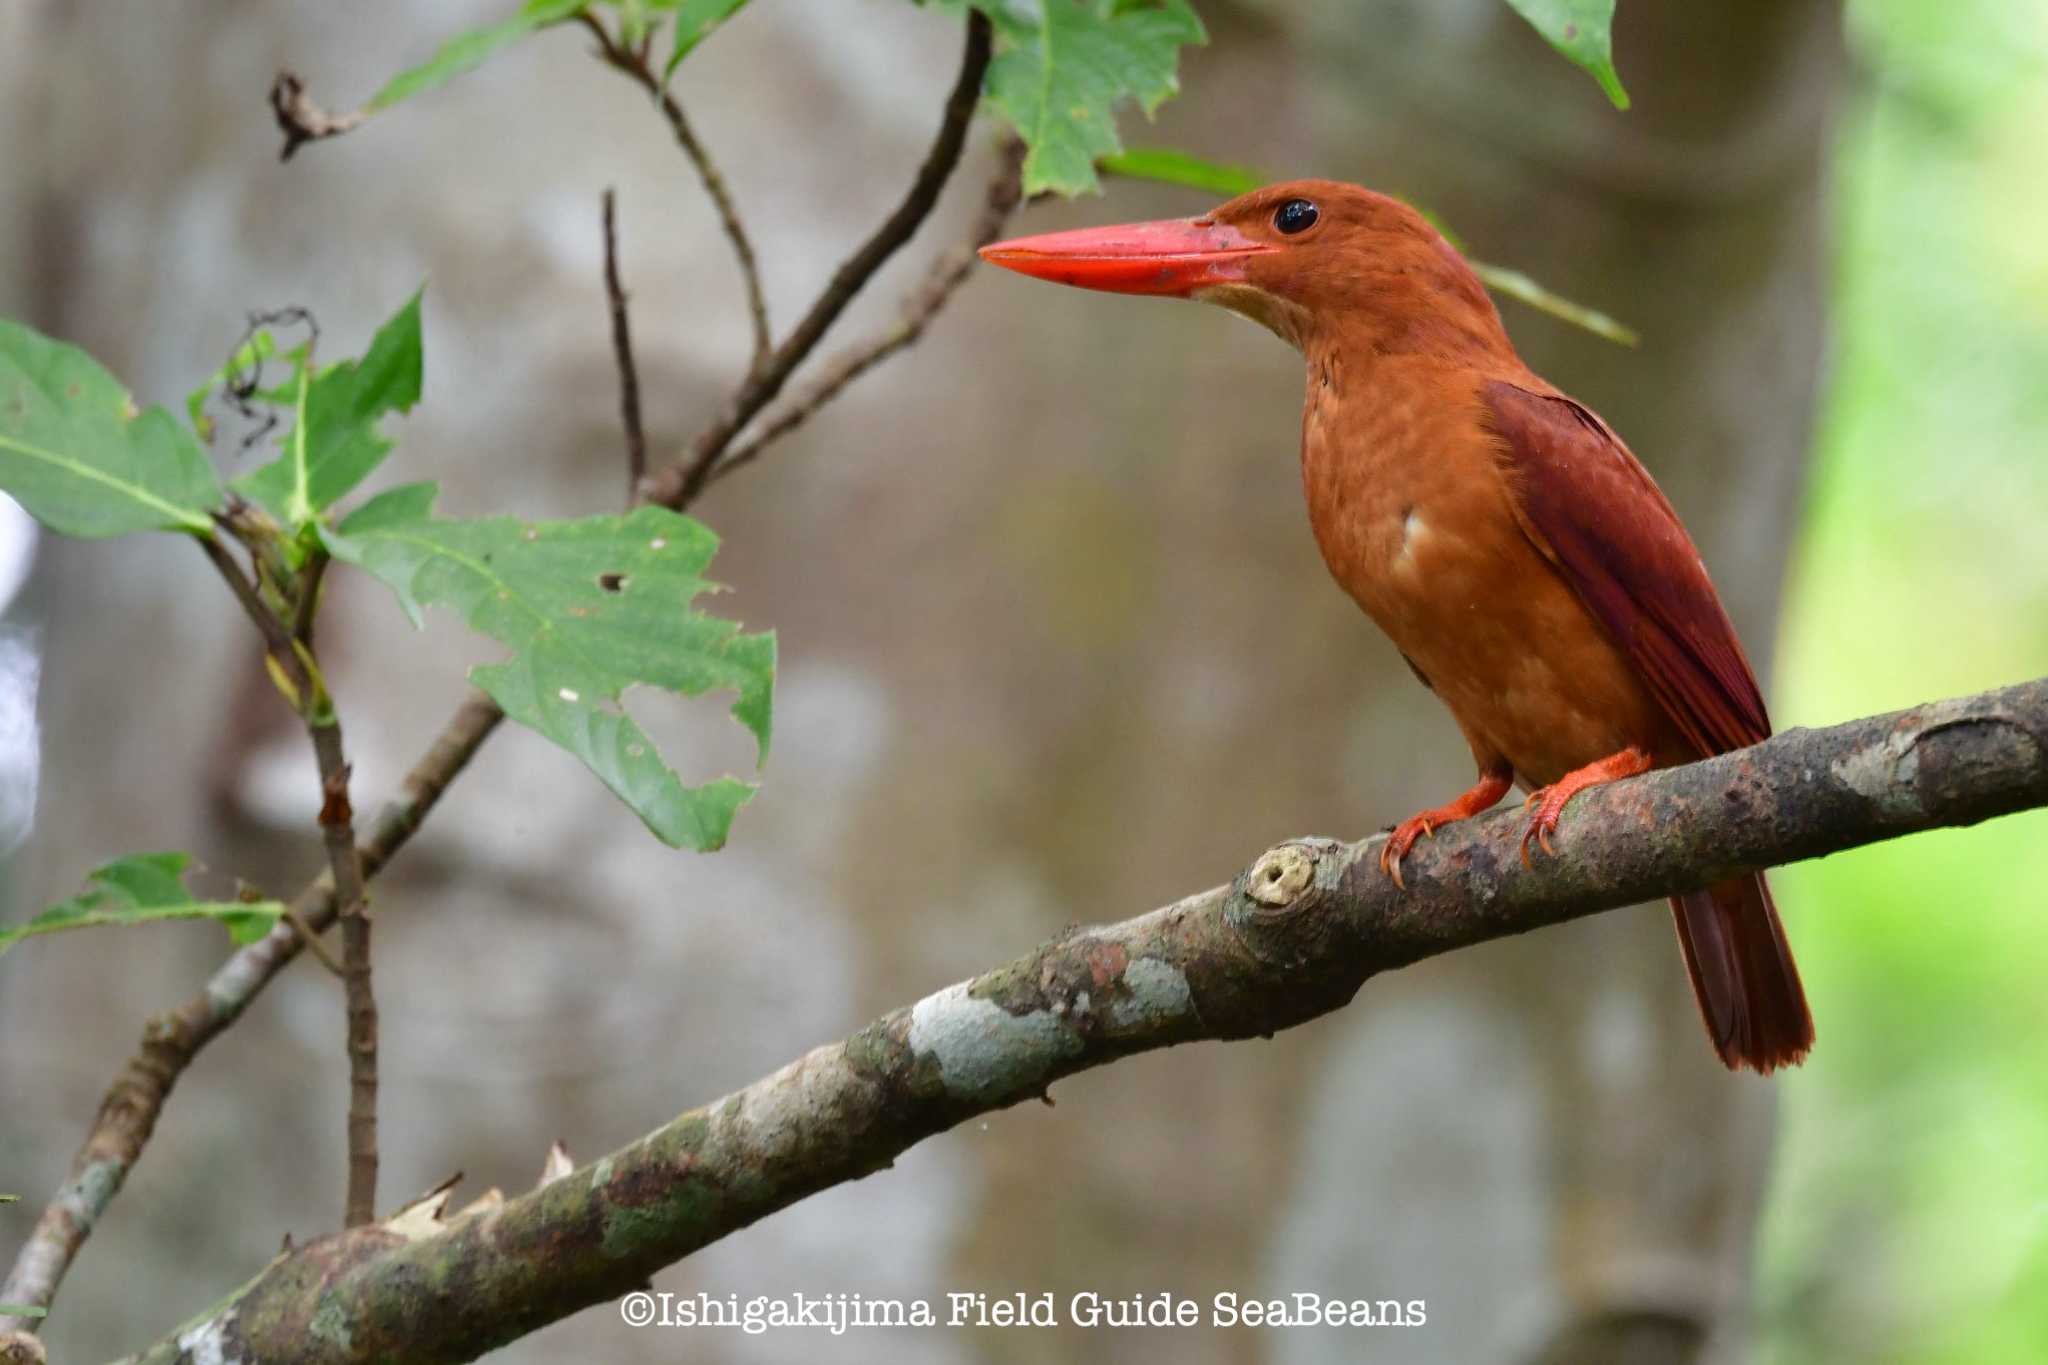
[1379,763,1513,889]
[1518,746,1654,867]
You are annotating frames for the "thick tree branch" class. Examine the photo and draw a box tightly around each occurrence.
[117,679,2048,1364]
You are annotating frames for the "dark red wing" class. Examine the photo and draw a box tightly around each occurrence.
[1481,379,1770,756]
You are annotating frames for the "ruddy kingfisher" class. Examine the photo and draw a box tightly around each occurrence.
[980,180,1812,1072]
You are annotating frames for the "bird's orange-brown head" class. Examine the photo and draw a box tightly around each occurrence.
[980,179,1509,360]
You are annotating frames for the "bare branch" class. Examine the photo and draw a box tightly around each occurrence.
[710,135,1026,487]
[269,72,366,162]
[197,533,298,671]
[641,7,995,512]
[600,189,648,504]
[581,14,772,371]
[310,720,377,1227]
[113,679,2048,1363]
[203,526,380,1224]
[5,10,1005,1331]
[0,696,501,1331]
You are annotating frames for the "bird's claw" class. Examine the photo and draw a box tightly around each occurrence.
[1518,787,1568,866]
[1378,815,1436,890]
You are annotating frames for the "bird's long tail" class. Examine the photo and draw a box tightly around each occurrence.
[1670,873,1813,1073]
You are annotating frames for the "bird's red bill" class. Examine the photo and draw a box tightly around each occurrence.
[979,218,1276,296]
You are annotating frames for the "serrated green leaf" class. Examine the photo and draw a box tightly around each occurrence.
[0,322,222,538]
[1099,146,1260,196]
[979,0,1207,197]
[326,485,775,850]
[661,0,751,82]
[1502,0,1629,109]
[233,292,424,528]
[370,0,589,110]
[0,853,283,961]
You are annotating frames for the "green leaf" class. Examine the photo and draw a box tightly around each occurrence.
[1502,0,1629,109]
[0,854,283,961]
[0,322,222,538]
[1471,261,1639,346]
[661,0,751,83]
[979,0,1207,196]
[233,292,425,528]
[0,1305,47,1319]
[370,0,590,110]
[327,485,775,850]
[1099,146,1260,196]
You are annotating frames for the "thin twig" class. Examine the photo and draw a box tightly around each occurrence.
[200,530,379,1224]
[600,189,648,505]
[3,16,1006,1331]
[710,135,1025,487]
[269,72,367,162]
[0,695,502,1331]
[198,533,298,667]
[293,549,330,648]
[281,902,346,977]
[311,721,377,1227]
[641,7,994,511]
[581,13,772,373]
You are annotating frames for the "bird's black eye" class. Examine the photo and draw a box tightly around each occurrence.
[1273,198,1319,235]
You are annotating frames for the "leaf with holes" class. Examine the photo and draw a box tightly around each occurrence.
[977,0,1207,196]
[233,291,424,530]
[325,484,774,850]
[0,322,222,538]
[371,0,589,110]
[1502,0,1629,109]
[0,853,282,961]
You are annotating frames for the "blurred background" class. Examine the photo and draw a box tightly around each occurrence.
[0,0,2042,1361]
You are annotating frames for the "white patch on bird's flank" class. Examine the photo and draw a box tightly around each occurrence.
[1393,508,1430,571]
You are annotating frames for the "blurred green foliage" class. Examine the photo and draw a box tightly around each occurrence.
[1761,1,2048,1360]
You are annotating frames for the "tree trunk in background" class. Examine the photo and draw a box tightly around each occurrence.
[0,2,1838,1362]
